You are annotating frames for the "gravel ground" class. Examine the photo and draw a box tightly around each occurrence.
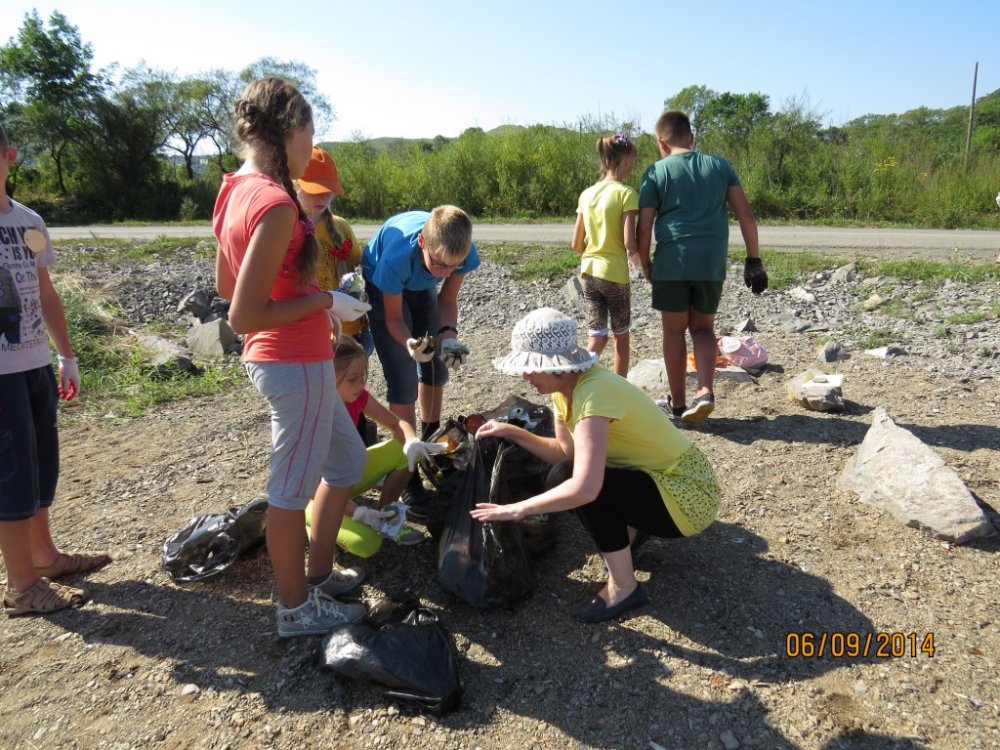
[1,241,998,750]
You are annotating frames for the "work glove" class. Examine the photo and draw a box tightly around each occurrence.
[440,339,470,370]
[403,437,448,472]
[57,355,80,401]
[406,336,436,363]
[327,290,371,322]
[743,258,769,295]
[352,505,397,530]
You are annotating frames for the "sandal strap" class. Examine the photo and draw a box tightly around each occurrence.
[36,551,111,579]
[4,578,87,616]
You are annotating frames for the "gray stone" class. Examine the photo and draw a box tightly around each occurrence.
[735,316,757,333]
[177,289,211,319]
[862,293,884,311]
[838,407,995,543]
[627,358,668,394]
[134,333,195,373]
[719,730,740,750]
[788,286,817,304]
[187,318,239,361]
[818,340,845,362]
[562,274,585,310]
[829,262,857,285]
[787,369,844,412]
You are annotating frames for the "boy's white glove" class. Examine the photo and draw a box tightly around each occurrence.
[440,339,470,370]
[327,290,371,322]
[406,337,436,363]
[57,355,80,401]
[403,437,448,471]
[352,505,397,530]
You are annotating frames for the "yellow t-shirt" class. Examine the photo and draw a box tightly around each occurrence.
[576,180,639,285]
[313,213,364,336]
[552,365,719,535]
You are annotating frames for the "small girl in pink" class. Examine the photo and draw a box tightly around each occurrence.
[326,337,446,547]
[213,77,369,638]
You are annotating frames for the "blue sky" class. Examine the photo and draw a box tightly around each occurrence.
[7,1,1000,141]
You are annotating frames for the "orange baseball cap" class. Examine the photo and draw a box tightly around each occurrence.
[297,146,345,195]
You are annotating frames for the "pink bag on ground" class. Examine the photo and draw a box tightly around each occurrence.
[717,336,768,369]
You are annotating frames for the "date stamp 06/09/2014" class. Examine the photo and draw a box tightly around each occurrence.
[785,631,935,659]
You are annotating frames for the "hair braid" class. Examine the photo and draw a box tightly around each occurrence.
[233,77,318,286]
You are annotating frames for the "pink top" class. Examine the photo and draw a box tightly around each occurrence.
[344,389,370,426]
[213,172,331,363]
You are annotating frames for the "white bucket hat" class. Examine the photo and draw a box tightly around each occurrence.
[492,308,599,375]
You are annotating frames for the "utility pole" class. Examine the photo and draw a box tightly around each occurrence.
[965,62,978,169]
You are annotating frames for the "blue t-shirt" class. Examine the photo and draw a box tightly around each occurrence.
[361,211,480,294]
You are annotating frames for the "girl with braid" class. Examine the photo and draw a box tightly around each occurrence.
[213,78,371,638]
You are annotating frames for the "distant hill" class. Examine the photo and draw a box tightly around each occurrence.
[319,124,528,151]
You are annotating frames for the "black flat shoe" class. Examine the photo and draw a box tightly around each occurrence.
[573,584,649,624]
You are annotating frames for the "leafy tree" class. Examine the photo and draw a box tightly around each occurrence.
[0,10,104,194]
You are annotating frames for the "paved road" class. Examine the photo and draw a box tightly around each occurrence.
[48,223,1000,259]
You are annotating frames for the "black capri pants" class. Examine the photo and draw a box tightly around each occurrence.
[546,460,682,553]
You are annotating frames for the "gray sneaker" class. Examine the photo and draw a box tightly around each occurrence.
[276,589,366,638]
[310,565,366,598]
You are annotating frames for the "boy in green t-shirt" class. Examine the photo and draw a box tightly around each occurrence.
[637,110,768,424]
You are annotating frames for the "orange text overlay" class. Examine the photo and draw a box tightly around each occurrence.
[784,631,935,658]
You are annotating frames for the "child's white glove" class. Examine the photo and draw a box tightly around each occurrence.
[327,290,371,322]
[440,339,470,370]
[403,437,448,472]
[406,336,436,363]
[352,505,397,530]
[57,355,80,401]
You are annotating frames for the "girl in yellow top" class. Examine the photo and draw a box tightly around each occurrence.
[571,133,640,376]
[294,146,372,353]
[471,308,720,624]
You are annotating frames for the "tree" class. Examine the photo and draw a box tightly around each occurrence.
[0,10,104,194]
[665,85,718,133]
[198,59,334,172]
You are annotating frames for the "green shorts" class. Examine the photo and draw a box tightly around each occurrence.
[651,280,724,314]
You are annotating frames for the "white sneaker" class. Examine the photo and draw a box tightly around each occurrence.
[310,565,366,598]
[276,589,366,638]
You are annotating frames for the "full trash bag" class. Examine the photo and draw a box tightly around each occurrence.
[161,499,268,582]
[436,438,536,608]
[320,606,462,716]
[475,395,554,501]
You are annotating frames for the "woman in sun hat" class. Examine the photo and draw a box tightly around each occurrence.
[470,307,720,623]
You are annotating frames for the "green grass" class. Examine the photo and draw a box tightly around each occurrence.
[479,242,580,281]
[54,275,243,418]
[54,237,216,265]
[859,330,904,349]
[861,257,1000,284]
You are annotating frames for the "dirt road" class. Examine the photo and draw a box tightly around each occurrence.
[46,223,1000,259]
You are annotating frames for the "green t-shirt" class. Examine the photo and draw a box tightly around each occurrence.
[576,180,639,285]
[552,366,719,535]
[638,151,739,282]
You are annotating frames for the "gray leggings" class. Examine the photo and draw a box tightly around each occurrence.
[246,361,366,510]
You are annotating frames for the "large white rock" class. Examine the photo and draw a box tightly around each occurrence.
[787,369,844,412]
[838,407,994,543]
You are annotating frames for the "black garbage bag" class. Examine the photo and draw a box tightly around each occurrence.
[365,589,423,629]
[161,499,268,582]
[436,438,536,608]
[477,395,554,500]
[320,607,462,716]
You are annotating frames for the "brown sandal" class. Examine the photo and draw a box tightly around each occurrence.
[3,578,89,617]
[36,551,111,580]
